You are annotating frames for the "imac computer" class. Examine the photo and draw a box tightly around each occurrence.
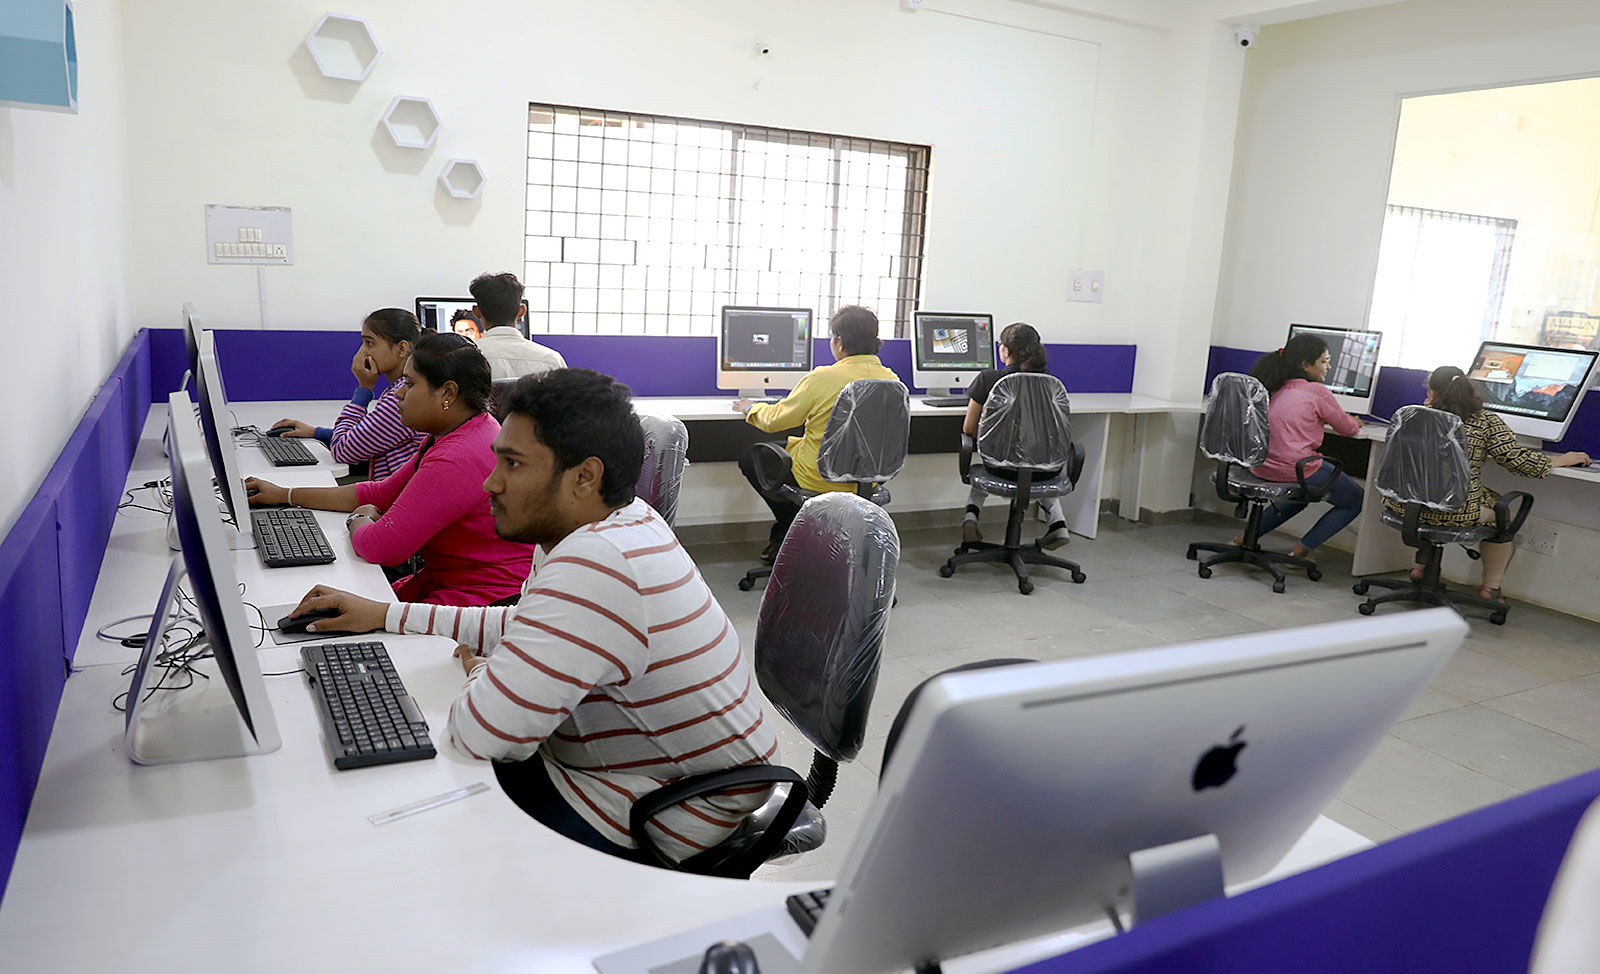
[598,608,1467,974]
[716,306,814,397]
[124,391,281,765]
[179,302,204,392]
[912,311,996,401]
[1467,341,1599,443]
[194,330,255,549]
[1287,323,1382,415]
[414,295,530,338]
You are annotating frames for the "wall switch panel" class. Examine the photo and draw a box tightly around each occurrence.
[1068,269,1104,303]
[206,204,293,265]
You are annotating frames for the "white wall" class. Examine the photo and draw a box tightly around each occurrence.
[0,0,130,537]
[1212,0,1600,617]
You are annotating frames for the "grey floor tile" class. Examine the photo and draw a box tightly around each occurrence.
[1067,537,1187,577]
[1392,705,1600,791]
[1232,594,1358,629]
[1398,687,1469,722]
[1463,629,1600,682]
[879,600,1002,658]
[1023,625,1162,660]
[1572,672,1600,695]
[1426,647,1551,703]
[1138,610,1268,643]
[1336,736,1518,832]
[1059,576,1218,625]
[1144,567,1299,610]
[1321,798,1402,842]
[897,642,1036,678]
[943,589,1125,639]
[1482,682,1600,749]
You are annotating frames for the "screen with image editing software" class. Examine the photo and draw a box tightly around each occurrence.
[914,313,994,371]
[720,307,812,371]
[414,296,530,338]
[1288,324,1381,398]
[1469,342,1598,423]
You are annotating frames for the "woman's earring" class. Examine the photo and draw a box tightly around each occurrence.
[444,400,451,410]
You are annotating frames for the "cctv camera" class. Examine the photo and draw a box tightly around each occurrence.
[1233,24,1260,48]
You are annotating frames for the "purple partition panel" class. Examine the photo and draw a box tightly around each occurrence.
[147,326,189,400]
[1204,346,1260,388]
[1547,388,1600,454]
[0,498,67,903]
[44,381,125,655]
[1012,768,1600,974]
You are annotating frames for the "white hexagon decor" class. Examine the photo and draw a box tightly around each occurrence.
[304,13,381,82]
[439,159,485,200]
[381,96,441,149]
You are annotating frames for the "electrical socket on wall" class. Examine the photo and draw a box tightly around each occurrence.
[1068,269,1104,303]
[1515,519,1559,557]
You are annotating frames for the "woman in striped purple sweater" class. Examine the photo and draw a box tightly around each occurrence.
[268,308,427,481]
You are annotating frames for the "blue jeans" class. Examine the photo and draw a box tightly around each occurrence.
[1254,464,1363,552]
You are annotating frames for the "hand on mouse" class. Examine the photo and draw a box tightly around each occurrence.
[244,477,288,506]
[269,419,314,438]
[1557,451,1592,468]
[732,398,754,414]
[290,585,389,634]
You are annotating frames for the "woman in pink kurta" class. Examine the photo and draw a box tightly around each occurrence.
[246,332,533,605]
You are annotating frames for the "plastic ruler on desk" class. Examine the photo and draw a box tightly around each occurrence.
[368,781,489,826]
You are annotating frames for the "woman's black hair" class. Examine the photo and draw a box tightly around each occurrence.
[1427,365,1483,420]
[503,368,644,507]
[1251,332,1328,394]
[1000,322,1047,373]
[407,331,492,414]
[363,308,422,347]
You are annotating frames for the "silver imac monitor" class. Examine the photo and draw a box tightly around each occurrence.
[1467,341,1599,442]
[124,391,281,765]
[180,302,203,391]
[912,311,996,397]
[193,330,255,549]
[1287,323,1382,415]
[716,306,814,397]
[414,295,530,339]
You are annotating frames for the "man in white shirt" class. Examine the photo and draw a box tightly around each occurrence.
[288,368,776,864]
[469,271,568,380]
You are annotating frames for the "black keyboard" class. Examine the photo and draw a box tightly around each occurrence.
[259,435,317,466]
[921,395,969,408]
[786,888,832,937]
[302,641,437,770]
[252,508,337,567]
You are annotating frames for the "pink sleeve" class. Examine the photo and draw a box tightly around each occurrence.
[350,450,488,566]
[354,447,419,510]
[1319,387,1360,437]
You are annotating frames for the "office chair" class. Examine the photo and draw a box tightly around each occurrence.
[1185,372,1338,593]
[938,372,1086,595]
[637,413,689,526]
[1353,405,1532,625]
[630,492,899,878]
[738,378,910,591]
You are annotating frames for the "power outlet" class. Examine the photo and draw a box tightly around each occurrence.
[1068,269,1104,303]
[1516,521,1558,557]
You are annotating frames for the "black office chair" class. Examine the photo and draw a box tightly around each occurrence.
[938,372,1086,595]
[637,413,689,526]
[1353,405,1532,625]
[630,492,899,878]
[1186,372,1339,593]
[738,378,910,591]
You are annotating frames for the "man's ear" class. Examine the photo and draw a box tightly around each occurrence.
[572,457,606,498]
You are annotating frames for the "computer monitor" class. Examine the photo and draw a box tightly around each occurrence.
[193,330,255,550]
[123,391,281,765]
[1287,323,1382,415]
[179,302,203,392]
[912,311,996,396]
[716,306,814,396]
[414,295,530,339]
[1467,341,1599,442]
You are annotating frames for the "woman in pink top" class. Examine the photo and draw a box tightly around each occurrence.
[246,332,533,605]
[1243,333,1365,562]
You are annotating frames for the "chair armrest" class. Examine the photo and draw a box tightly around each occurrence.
[1399,502,1425,549]
[1212,460,1242,503]
[1491,490,1534,542]
[1295,455,1342,496]
[958,433,975,484]
[1067,442,1085,487]
[629,765,809,878]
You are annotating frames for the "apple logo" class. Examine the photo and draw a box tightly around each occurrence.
[1191,726,1248,791]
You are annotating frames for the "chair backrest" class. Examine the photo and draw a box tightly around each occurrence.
[755,492,899,762]
[1376,405,1472,511]
[817,378,910,485]
[976,371,1073,470]
[636,413,688,526]
[489,377,519,422]
[1201,372,1270,467]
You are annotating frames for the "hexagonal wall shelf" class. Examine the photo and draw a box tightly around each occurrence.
[439,159,485,200]
[304,13,381,82]
[381,96,441,150]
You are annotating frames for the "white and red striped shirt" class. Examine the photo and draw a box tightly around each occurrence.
[384,499,778,861]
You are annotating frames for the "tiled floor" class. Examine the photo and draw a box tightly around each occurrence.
[681,510,1600,883]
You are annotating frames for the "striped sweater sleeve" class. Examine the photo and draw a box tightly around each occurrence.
[445,534,648,762]
[329,387,415,465]
[385,601,517,652]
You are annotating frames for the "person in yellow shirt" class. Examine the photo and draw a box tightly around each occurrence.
[733,305,898,564]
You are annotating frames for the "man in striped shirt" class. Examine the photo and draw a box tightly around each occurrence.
[291,368,777,863]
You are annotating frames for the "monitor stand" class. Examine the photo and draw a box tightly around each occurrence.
[1127,833,1225,926]
[926,386,963,398]
[738,387,776,401]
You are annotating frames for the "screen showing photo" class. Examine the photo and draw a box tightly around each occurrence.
[916,315,994,371]
[722,309,811,370]
[1288,324,1381,398]
[1469,343,1596,422]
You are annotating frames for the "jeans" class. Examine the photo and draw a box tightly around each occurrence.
[1254,463,1363,551]
[494,758,654,865]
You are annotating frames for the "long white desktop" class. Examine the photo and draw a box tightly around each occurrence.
[0,398,1366,973]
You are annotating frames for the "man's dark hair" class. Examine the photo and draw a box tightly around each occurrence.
[829,305,881,357]
[504,368,643,507]
[469,272,524,328]
[409,331,493,413]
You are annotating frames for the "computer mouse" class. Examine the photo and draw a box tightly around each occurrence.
[264,425,292,437]
[277,607,346,635]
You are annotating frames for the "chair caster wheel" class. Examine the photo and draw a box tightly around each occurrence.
[1358,602,1375,615]
[1197,565,1212,579]
[1272,581,1286,594]
[1352,581,1369,595]
[1185,547,1198,560]
[737,578,754,592]
[1071,571,1086,584]
[1307,568,1322,582]
[1018,580,1034,595]
[937,565,955,578]
[1490,611,1507,626]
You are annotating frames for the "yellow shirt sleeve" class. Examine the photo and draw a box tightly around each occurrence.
[745,373,820,433]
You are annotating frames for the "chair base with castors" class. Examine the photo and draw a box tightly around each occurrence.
[940,487,1085,596]
[738,565,770,591]
[1186,498,1322,595]
[1352,501,1528,627]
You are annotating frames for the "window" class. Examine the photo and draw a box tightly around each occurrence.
[524,104,929,337]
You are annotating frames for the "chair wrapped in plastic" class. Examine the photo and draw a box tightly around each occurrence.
[630,492,899,878]
[1185,372,1341,593]
[740,378,909,590]
[637,413,688,526]
[1354,405,1533,625]
[939,372,1087,595]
